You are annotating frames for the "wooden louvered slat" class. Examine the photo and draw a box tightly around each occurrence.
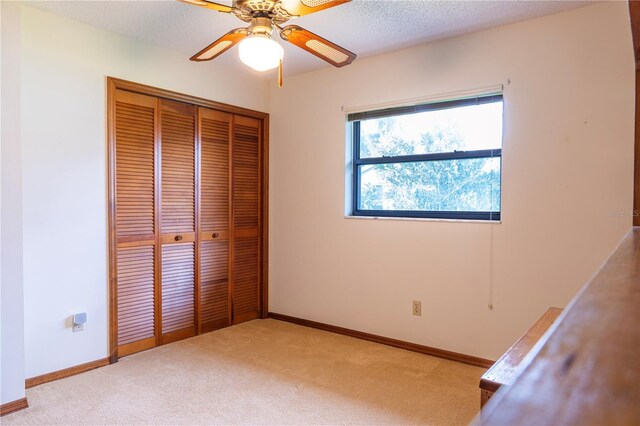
[199,108,231,331]
[114,90,158,357]
[161,101,195,234]
[201,109,230,232]
[117,246,155,345]
[115,100,155,238]
[160,99,196,341]
[233,121,259,230]
[201,240,229,331]
[233,237,259,321]
[232,115,261,323]
[161,243,195,334]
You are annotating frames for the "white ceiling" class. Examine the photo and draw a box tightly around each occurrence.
[24,0,595,76]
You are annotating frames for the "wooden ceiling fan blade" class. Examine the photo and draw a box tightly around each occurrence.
[190,28,248,61]
[178,0,234,13]
[280,0,350,17]
[279,25,356,68]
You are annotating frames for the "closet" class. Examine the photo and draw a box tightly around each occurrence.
[108,79,267,359]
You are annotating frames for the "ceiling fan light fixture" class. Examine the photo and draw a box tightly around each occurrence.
[238,35,284,72]
[183,0,357,75]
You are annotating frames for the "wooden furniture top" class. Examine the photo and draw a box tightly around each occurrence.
[480,307,563,393]
[475,228,640,425]
[631,0,640,225]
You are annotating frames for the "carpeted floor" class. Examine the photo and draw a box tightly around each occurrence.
[3,319,484,425]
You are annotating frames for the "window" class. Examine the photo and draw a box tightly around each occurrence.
[348,94,503,221]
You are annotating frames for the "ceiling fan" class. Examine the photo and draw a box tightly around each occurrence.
[178,0,356,82]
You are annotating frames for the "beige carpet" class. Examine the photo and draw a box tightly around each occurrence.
[4,319,484,425]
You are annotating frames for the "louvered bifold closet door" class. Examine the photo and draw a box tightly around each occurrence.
[199,108,231,332]
[114,90,158,357]
[232,115,262,323]
[160,99,197,344]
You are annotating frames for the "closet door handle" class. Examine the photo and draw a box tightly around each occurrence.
[174,235,183,241]
[212,232,220,239]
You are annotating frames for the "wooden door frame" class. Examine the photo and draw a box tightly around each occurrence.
[107,77,270,363]
[631,0,640,226]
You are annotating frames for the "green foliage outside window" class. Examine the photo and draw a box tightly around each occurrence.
[358,118,500,213]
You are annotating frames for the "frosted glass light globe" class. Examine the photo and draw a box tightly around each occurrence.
[238,36,284,72]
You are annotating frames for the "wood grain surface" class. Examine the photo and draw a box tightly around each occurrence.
[0,398,28,416]
[480,307,562,394]
[476,229,640,425]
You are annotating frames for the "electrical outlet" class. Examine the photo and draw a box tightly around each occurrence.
[412,300,421,316]
[72,312,87,332]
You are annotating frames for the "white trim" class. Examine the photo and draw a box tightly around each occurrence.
[342,83,504,115]
[343,215,501,225]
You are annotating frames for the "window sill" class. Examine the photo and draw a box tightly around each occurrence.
[344,215,501,224]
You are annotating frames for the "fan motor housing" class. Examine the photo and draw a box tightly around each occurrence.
[248,17,274,36]
[232,0,293,23]
[234,0,276,11]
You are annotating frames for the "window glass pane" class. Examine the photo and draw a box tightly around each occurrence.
[359,102,503,159]
[358,157,501,212]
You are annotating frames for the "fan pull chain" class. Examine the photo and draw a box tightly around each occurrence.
[278,59,283,88]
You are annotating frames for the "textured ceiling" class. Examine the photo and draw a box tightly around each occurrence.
[24,0,595,76]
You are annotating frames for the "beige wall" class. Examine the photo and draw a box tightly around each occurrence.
[19,6,269,378]
[269,2,635,360]
[1,1,26,405]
